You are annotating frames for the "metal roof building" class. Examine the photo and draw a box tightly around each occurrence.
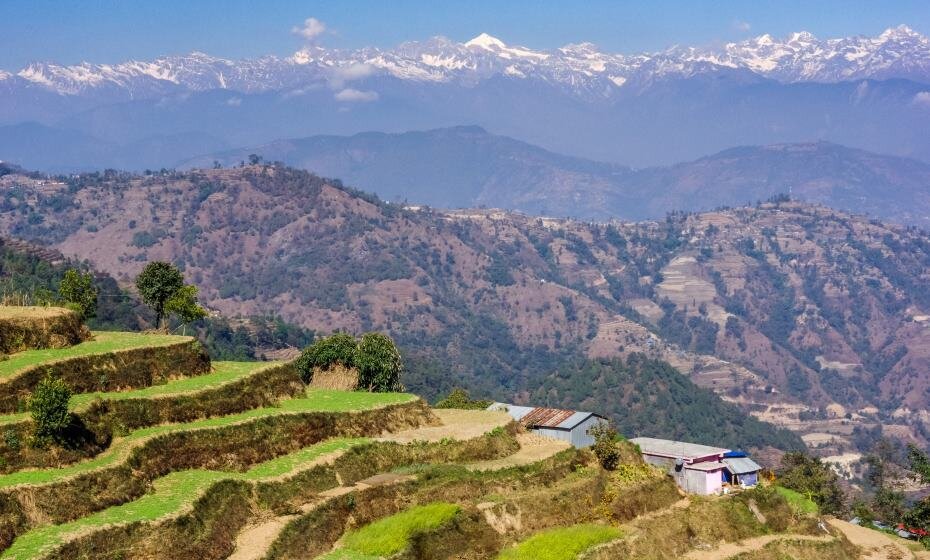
[487,403,607,448]
[629,437,729,463]
[630,437,762,495]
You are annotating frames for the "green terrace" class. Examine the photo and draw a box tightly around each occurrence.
[0,360,276,426]
[496,524,622,560]
[319,502,462,560]
[1,437,368,560]
[0,389,416,489]
[0,331,190,380]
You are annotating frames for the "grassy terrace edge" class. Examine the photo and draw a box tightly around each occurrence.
[0,437,369,560]
[496,524,622,560]
[0,389,417,489]
[0,360,277,426]
[0,331,192,380]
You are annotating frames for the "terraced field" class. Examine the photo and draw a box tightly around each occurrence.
[0,331,189,380]
[0,313,863,560]
[0,360,274,426]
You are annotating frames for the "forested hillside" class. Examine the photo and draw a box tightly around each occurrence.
[3,164,930,454]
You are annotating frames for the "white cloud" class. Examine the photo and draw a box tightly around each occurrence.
[327,63,375,89]
[334,88,379,103]
[732,20,752,33]
[226,97,242,107]
[913,91,930,107]
[292,17,327,42]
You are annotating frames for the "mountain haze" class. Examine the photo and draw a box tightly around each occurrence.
[190,127,930,227]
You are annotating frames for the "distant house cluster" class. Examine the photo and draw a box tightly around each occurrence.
[487,403,607,448]
[630,437,762,495]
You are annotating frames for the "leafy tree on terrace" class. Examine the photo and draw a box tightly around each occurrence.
[776,452,846,515]
[58,268,97,319]
[909,443,930,484]
[904,444,930,536]
[294,333,358,384]
[30,376,73,447]
[356,332,403,392]
[135,262,184,330]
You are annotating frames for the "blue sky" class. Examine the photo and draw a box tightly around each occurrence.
[1,0,928,68]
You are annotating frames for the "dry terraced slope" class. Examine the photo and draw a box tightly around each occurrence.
[0,320,910,560]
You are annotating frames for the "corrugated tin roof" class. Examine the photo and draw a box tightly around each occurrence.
[630,437,729,460]
[520,407,578,428]
[685,461,726,472]
[487,403,601,430]
[723,457,762,474]
[557,411,595,430]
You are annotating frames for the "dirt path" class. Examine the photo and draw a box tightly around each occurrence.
[682,534,833,560]
[227,472,412,560]
[827,518,926,560]
[226,409,513,560]
[465,433,570,471]
[379,409,512,443]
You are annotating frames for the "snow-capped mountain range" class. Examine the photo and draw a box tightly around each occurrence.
[4,25,929,99]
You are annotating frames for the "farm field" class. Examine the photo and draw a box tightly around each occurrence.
[0,331,189,379]
[0,360,276,425]
[0,317,883,560]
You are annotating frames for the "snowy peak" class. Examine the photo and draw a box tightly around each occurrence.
[4,25,929,98]
[465,33,507,50]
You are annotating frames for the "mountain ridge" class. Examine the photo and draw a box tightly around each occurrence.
[185,127,930,228]
[4,25,929,99]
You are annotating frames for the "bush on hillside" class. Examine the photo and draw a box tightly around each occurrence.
[295,332,403,391]
[435,388,492,410]
[590,422,621,470]
[356,332,403,392]
[295,333,358,384]
[776,451,846,515]
[30,376,73,447]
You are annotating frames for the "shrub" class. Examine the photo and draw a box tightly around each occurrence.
[58,269,97,319]
[294,333,358,384]
[590,422,621,471]
[29,376,73,446]
[356,332,403,392]
[435,388,492,410]
[776,452,845,514]
[295,332,402,391]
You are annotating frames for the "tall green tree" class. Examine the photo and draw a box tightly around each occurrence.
[135,262,184,329]
[58,268,97,319]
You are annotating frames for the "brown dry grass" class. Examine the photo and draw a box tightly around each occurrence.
[309,365,358,390]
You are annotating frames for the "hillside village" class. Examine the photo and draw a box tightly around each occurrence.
[0,292,927,559]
